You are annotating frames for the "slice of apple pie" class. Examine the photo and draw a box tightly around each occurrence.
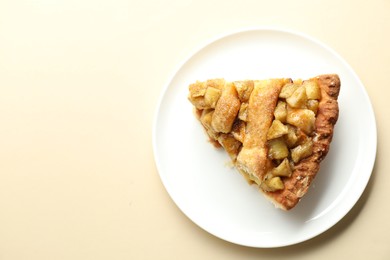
[188,74,340,210]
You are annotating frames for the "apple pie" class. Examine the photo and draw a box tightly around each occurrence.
[188,74,340,210]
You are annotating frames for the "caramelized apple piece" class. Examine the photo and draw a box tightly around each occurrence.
[268,138,289,160]
[234,81,254,102]
[204,87,221,108]
[291,139,313,163]
[274,100,287,123]
[286,107,316,135]
[272,158,292,177]
[295,128,310,146]
[306,99,319,114]
[279,83,300,99]
[267,120,288,140]
[284,125,298,148]
[261,176,284,192]
[304,80,321,100]
[188,79,225,109]
[286,85,307,108]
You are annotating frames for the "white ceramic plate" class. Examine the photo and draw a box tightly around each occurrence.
[152,28,377,248]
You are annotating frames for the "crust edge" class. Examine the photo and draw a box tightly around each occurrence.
[262,74,340,210]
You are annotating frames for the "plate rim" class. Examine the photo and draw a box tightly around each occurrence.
[152,27,377,248]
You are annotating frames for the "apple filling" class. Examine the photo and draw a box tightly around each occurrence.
[262,79,321,191]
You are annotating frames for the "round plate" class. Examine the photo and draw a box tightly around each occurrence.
[152,28,377,247]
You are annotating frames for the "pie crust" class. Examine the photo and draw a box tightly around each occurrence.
[188,74,340,210]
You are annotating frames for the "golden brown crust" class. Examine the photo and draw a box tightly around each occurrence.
[263,74,340,210]
[211,82,241,133]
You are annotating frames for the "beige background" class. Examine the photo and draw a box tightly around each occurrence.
[0,0,388,259]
